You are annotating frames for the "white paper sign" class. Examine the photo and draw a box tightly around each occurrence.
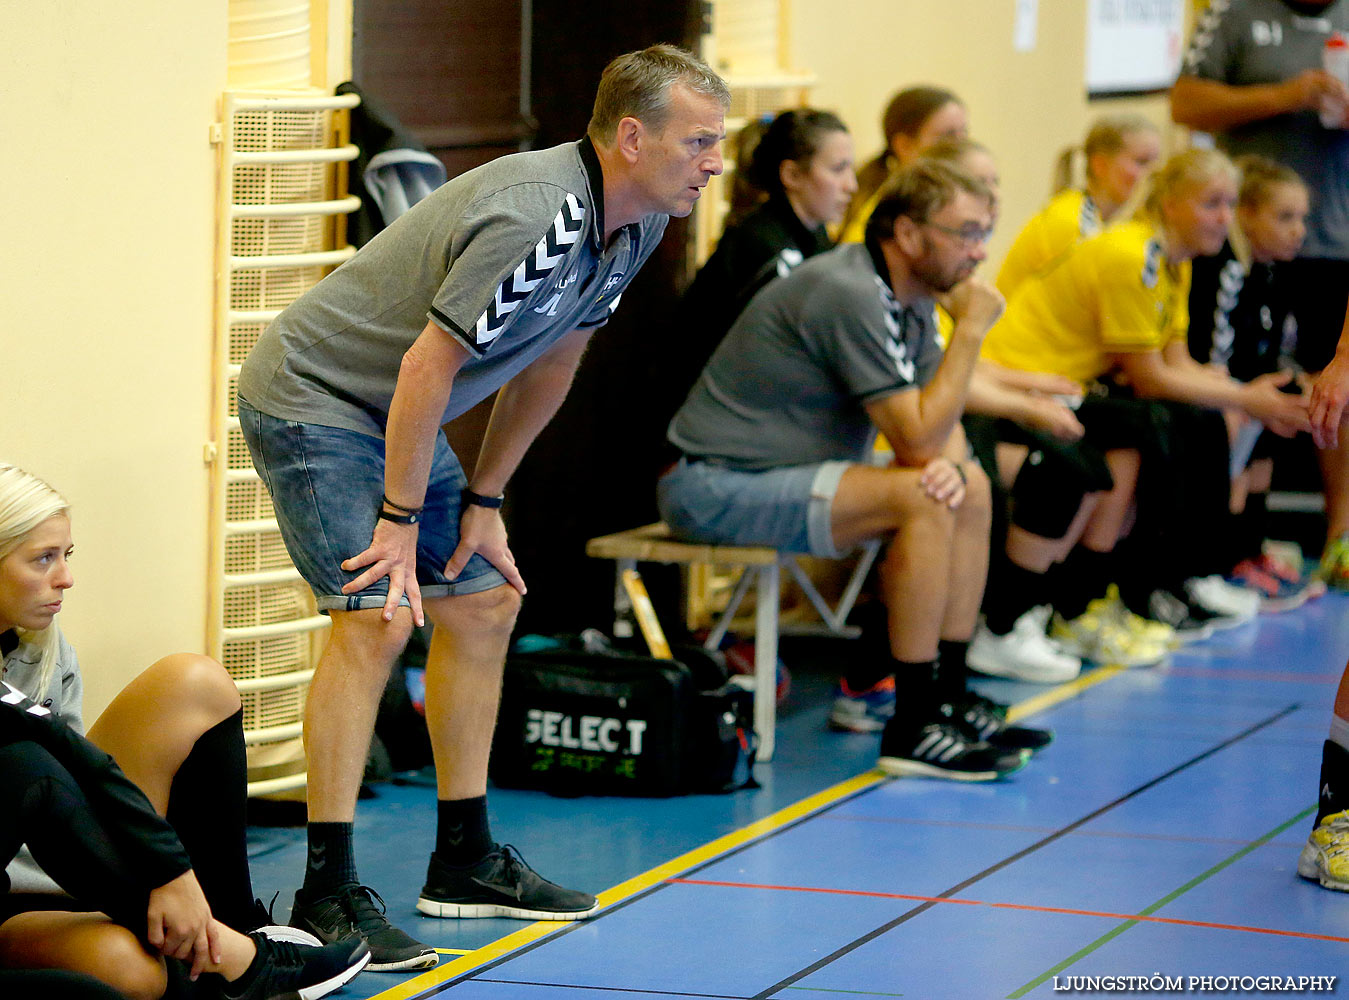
[1086,0,1187,95]
[1014,0,1039,53]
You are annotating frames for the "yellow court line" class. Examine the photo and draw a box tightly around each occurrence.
[1006,664,1125,724]
[370,662,1127,1000]
[368,771,885,1000]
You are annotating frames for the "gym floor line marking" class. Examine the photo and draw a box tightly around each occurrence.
[827,813,1307,848]
[476,979,750,998]
[1162,666,1341,685]
[1004,664,1124,723]
[366,772,887,1000]
[666,874,1349,944]
[1007,804,1319,998]
[366,659,1129,999]
[749,704,1300,1000]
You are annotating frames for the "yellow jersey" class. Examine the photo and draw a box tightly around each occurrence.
[839,186,880,246]
[981,219,1191,386]
[996,189,1102,299]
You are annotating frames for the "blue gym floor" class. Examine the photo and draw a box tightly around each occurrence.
[247,593,1349,999]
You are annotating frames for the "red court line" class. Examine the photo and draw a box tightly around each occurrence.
[1163,666,1339,685]
[667,878,1349,945]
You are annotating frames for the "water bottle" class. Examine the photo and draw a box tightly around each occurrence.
[1321,32,1349,128]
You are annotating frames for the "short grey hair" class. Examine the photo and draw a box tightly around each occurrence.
[587,44,730,144]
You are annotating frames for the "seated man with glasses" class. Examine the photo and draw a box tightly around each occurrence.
[658,160,1048,780]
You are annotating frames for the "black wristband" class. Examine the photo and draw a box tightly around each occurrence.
[381,493,424,515]
[461,488,504,510]
[953,461,967,486]
[378,508,420,525]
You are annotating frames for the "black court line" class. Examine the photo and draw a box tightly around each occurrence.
[412,778,889,997]
[750,703,1300,1000]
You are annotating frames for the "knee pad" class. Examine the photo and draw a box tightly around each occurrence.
[1008,447,1108,540]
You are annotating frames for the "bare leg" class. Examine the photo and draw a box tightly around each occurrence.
[831,464,956,661]
[86,654,240,814]
[0,913,167,1000]
[303,609,413,822]
[942,458,991,641]
[1318,437,1349,544]
[0,911,263,1000]
[1081,449,1140,552]
[422,586,522,801]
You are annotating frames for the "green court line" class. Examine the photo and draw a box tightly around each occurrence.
[1007,805,1317,998]
[782,988,903,997]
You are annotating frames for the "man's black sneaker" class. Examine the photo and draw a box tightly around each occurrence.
[876,717,1030,781]
[220,931,370,1000]
[417,845,599,921]
[943,696,1054,753]
[290,884,437,972]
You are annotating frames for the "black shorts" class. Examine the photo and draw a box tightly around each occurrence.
[1283,257,1349,373]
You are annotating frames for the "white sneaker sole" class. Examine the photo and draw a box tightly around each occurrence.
[875,754,1025,782]
[299,948,372,1000]
[966,653,1080,684]
[1297,841,1349,892]
[365,950,440,973]
[827,712,888,733]
[255,924,323,947]
[415,897,599,921]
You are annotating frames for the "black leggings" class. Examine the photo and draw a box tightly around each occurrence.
[2,708,256,933]
[0,741,150,933]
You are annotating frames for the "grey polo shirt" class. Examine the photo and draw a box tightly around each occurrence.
[668,242,944,470]
[1184,0,1349,259]
[239,139,668,435]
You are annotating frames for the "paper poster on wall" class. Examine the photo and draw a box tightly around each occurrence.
[1085,0,1187,96]
[1014,0,1039,53]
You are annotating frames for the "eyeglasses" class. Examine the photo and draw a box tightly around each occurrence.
[922,221,994,247]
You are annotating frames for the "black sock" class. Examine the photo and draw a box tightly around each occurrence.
[1317,740,1349,825]
[843,601,896,691]
[1237,493,1268,565]
[891,658,941,726]
[166,708,255,931]
[984,563,1048,635]
[302,822,357,895]
[935,641,969,705]
[1054,548,1114,621]
[435,796,493,865]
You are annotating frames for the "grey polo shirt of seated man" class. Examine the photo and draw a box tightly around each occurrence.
[660,241,944,557]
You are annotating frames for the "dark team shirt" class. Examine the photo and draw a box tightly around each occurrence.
[1188,241,1299,381]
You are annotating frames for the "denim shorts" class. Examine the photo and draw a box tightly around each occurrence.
[237,400,507,611]
[656,457,851,558]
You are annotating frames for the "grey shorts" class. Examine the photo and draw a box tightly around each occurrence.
[656,457,851,558]
[237,400,508,612]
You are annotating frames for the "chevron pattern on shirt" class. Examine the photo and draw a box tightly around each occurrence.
[474,193,585,347]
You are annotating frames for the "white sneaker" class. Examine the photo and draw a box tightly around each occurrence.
[968,608,1082,684]
[1185,575,1258,622]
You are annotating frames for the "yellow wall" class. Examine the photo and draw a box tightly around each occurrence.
[789,0,1178,270]
[1,3,230,717]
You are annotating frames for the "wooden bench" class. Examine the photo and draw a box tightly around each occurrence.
[585,522,880,762]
